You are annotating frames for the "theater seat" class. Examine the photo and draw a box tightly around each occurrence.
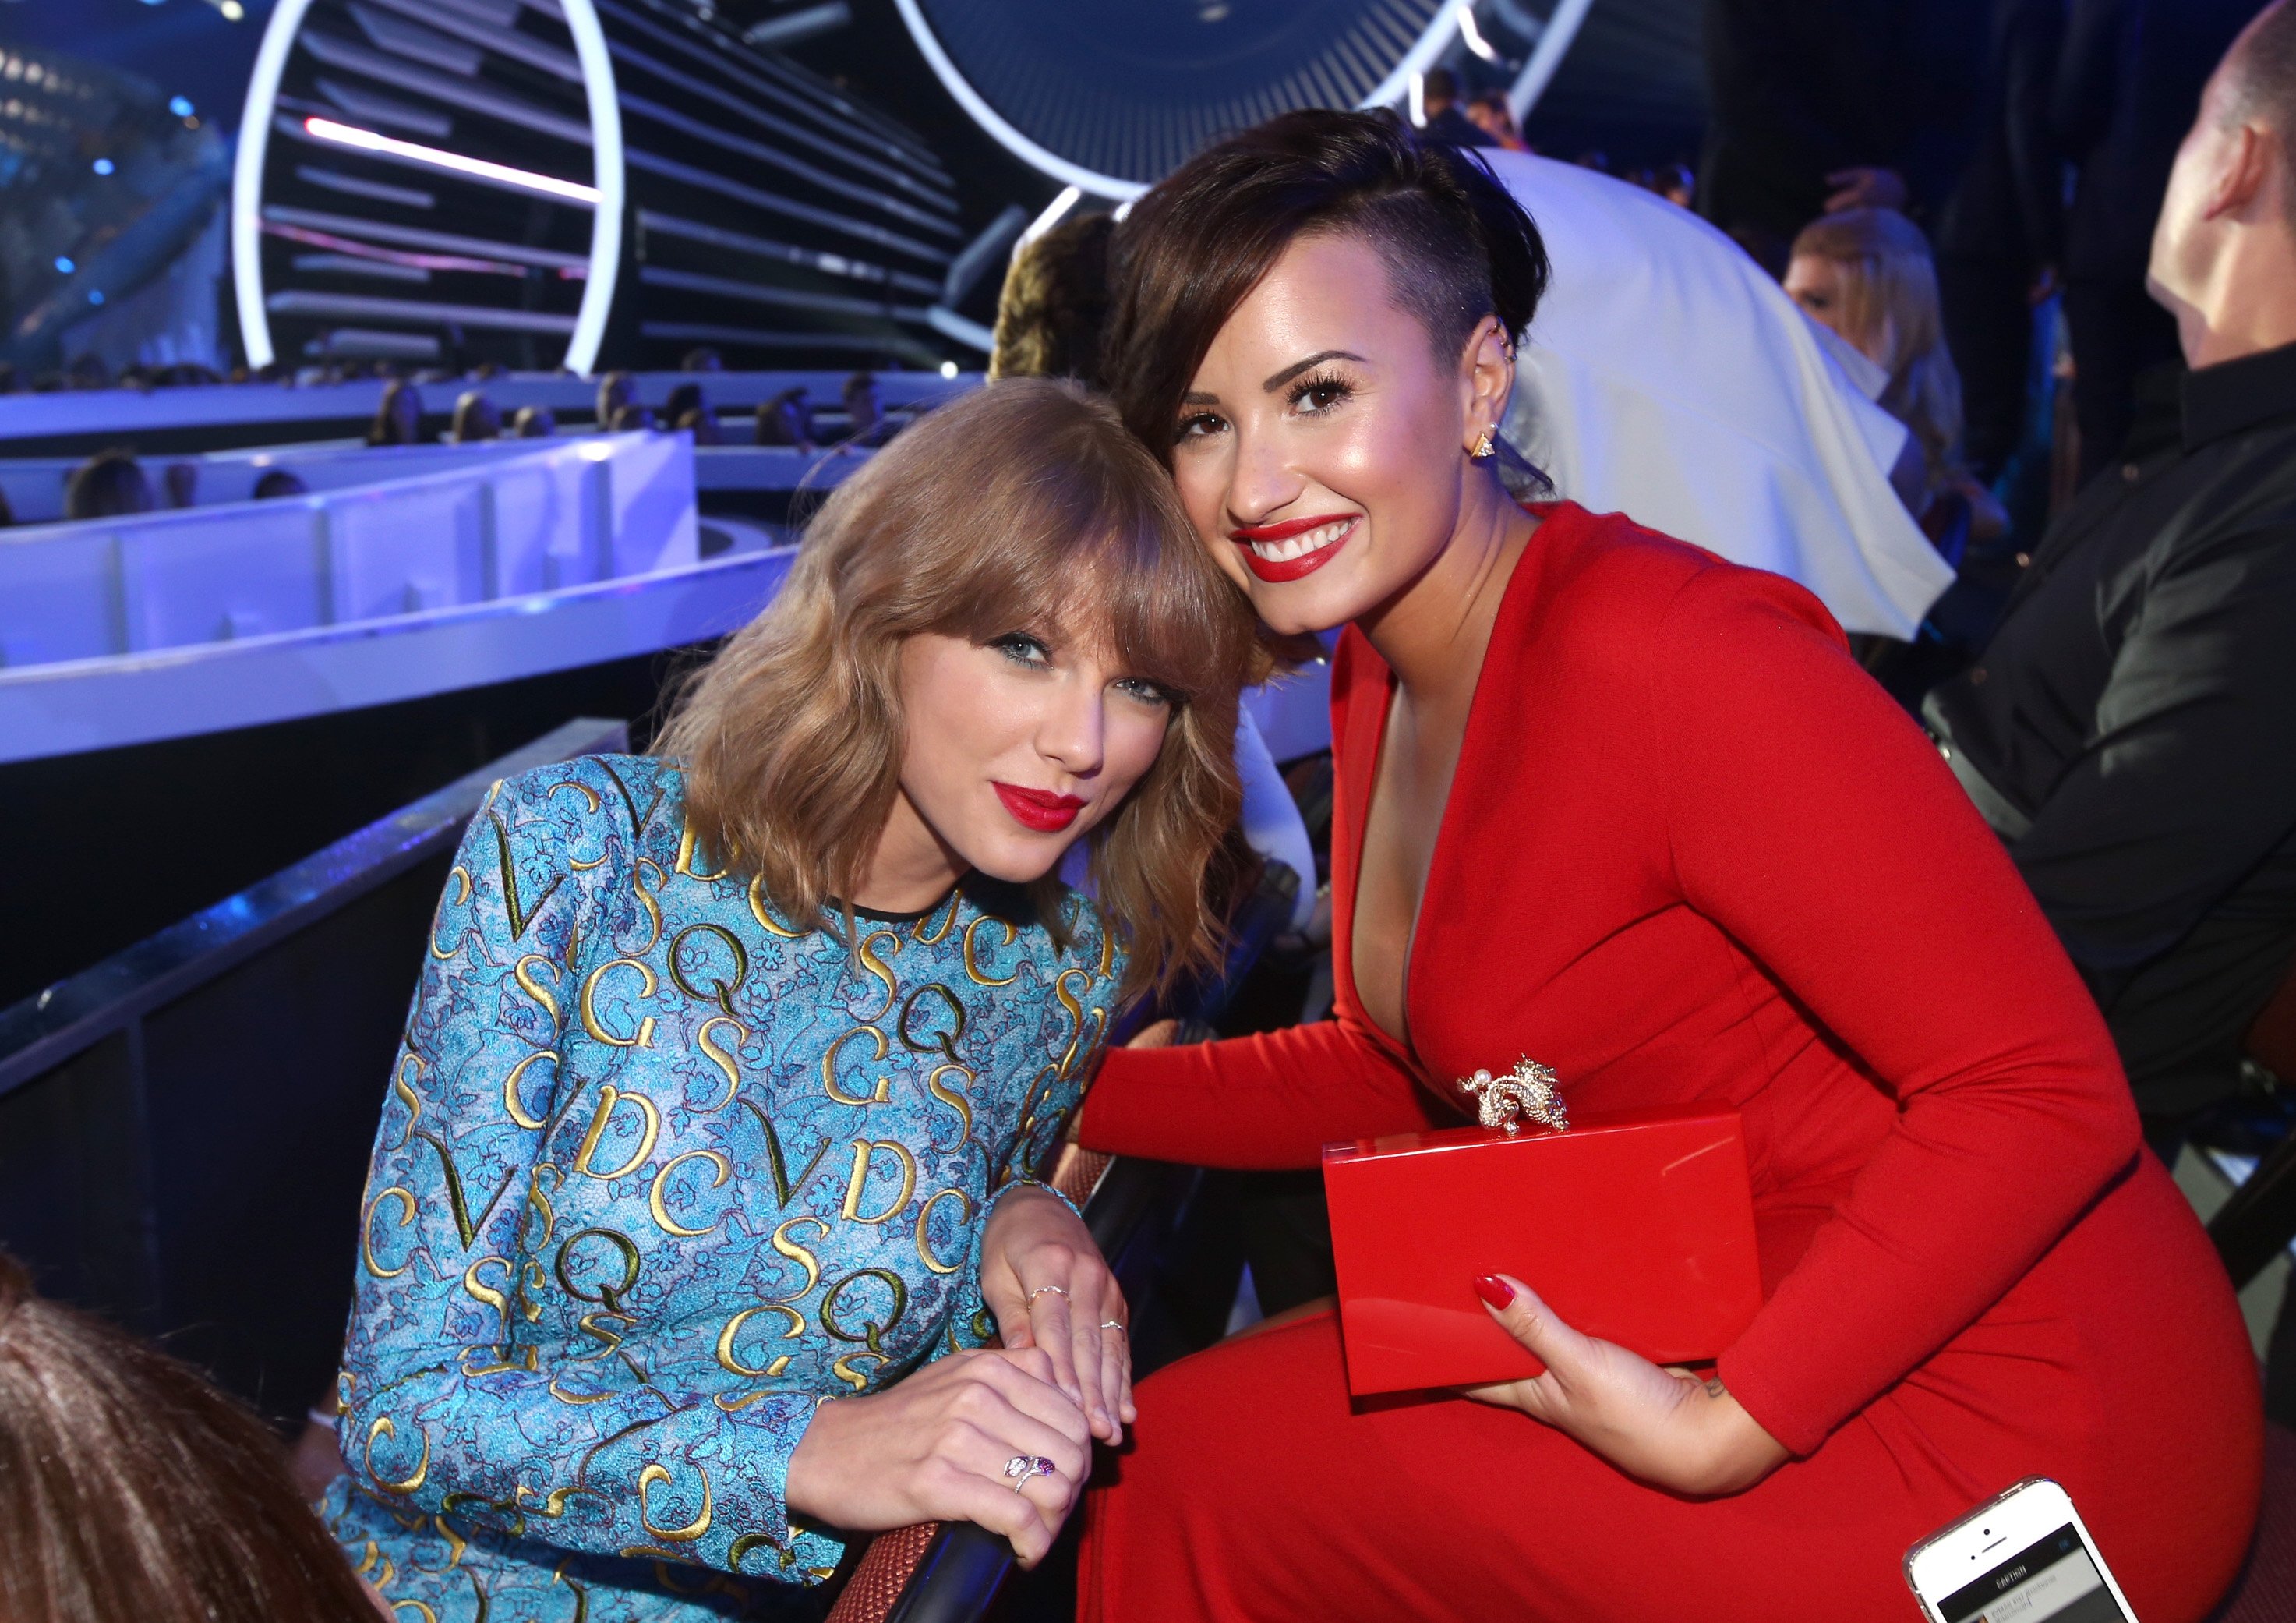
[2209,1424,2296,1621]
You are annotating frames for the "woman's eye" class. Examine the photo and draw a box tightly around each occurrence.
[1289,373,1352,415]
[1113,677,1172,707]
[990,633,1050,667]
[1174,411,1226,444]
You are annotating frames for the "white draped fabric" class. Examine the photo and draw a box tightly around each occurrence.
[1488,151,1954,638]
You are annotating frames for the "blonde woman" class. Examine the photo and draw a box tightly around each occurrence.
[321,377,1261,1622]
[1786,207,2008,550]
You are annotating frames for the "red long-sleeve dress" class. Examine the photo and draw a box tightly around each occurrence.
[1075,504,2260,1623]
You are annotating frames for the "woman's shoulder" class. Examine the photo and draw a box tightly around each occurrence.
[482,752,689,868]
[1514,502,1844,663]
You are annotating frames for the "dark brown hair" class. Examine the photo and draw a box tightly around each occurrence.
[0,1250,379,1623]
[1103,108,1550,458]
[991,212,1117,384]
[654,377,1263,1004]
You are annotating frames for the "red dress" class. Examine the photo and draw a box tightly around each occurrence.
[1075,505,2260,1622]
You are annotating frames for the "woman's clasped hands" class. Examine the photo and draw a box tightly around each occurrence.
[782,1188,1129,1566]
[1461,1272,1789,1497]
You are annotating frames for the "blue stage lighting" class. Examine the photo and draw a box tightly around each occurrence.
[169,96,195,118]
[88,290,104,306]
[53,256,74,274]
[93,157,115,175]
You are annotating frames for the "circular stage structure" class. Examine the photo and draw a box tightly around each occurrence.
[234,0,964,373]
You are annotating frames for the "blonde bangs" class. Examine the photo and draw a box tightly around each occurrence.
[654,377,1262,1005]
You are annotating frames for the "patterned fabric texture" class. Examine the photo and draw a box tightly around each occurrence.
[321,754,1117,1622]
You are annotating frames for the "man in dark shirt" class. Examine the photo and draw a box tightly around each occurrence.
[1926,0,2296,1126]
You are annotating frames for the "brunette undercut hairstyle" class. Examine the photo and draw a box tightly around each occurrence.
[0,1250,380,1623]
[655,377,1263,1004]
[1103,108,1551,458]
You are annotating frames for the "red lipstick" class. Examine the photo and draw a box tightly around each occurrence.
[1227,512,1358,583]
[994,782,1086,833]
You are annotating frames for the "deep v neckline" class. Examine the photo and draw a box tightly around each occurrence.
[1340,505,1552,1061]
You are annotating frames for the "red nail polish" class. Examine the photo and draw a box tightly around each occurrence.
[1473,1274,1514,1309]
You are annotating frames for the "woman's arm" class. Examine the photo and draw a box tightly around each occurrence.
[1076,1015,1442,1169]
[339,769,846,1583]
[1656,568,2139,1458]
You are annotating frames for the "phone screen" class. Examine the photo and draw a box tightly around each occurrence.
[1934,1524,2129,1623]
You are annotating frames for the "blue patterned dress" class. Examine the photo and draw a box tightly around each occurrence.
[320,754,1118,1621]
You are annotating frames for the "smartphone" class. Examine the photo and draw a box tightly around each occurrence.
[1904,1478,2139,1623]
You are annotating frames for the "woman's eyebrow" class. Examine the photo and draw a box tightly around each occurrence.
[1263,349,1366,392]
[1182,391,1217,405]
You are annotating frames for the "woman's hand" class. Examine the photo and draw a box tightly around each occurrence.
[977,1187,1133,1444]
[784,1347,1091,1567]
[1459,1272,1789,1497]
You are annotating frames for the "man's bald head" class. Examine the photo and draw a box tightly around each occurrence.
[2222,0,2296,218]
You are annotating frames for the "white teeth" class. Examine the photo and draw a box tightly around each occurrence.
[1247,518,1354,563]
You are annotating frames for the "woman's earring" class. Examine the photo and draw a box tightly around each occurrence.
[1471,429,1496,460]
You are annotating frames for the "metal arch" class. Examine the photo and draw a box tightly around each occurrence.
[230,0,626,373]
[891,0,1469,201]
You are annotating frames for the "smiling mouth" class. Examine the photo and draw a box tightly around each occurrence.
[1228,514,1358,582]
[994,781,1086,833]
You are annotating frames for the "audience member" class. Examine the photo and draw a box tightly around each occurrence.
[840,370,884,444]
[0,362,18,394]
[64,450,153,521]
[161,461,198,511]
[65,354,109,391]
[673,404,722,445]
[0,486,15,529]
[1647,161,1694,206]
[251,468,309,500]
[752,385,814,449]
[1786,208,2008,557]
[607,402,654,433]
[510,405,555,437]
[661,380,706,427]
[989,213,1115,382]
[1925,2,2296,1140]
[449,390,501,443]
[1698,0,1990,273]
[366,379,424,447]
[680,345,724,372]
[1932,0,2066,484]
[2054,0,2257,481]
[0,1250,378,1623]
[1464,90,1529,152]
[595,369,637,430]
[1418,68,1497,149]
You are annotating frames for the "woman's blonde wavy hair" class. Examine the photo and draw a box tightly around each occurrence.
[1789,207,1966,492]
[654,377,1262,1006]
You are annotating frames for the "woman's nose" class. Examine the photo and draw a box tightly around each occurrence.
[1037,680,1107,776]
[1224,423,1305,528]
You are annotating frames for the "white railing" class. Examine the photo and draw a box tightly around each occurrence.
[0,369,977,446]
[0,432,695,672]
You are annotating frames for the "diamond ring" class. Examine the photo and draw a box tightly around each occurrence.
[1003,1455,1057,1492]
[1026,1285,1069,1303]
[1099,1320,1125,1333]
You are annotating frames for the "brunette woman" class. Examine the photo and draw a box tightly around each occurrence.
[323,378,1259,1621]
[1075,112,2260,1622]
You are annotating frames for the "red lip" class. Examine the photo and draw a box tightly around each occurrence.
[1227,512,1358,583]
[994,781,1086,833]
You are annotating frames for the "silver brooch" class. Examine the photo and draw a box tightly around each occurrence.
[1457,1057,1569,1137]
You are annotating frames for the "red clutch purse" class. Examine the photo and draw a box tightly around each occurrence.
[1322,1061,1763,1397]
